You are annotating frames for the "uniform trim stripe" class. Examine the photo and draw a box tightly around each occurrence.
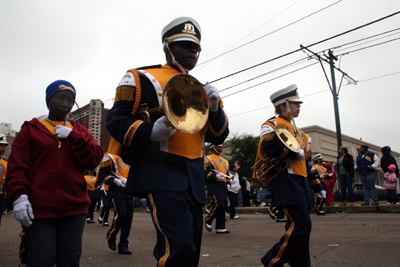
[148,193,170,267]
[205,195,219,225]
[268,206,295,267]
[108,198,118,241]
[208,112,228,137]
[123,120,143,147]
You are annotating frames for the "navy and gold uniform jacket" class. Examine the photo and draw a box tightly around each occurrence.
[257,115,323,208]
[106,65,229,203]
[205,154,229,195]
[98,153,130,198]
[0,158,7,195]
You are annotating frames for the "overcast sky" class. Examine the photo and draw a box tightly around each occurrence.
[1,0,400,152]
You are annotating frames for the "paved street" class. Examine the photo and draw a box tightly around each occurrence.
[1,210,400,267]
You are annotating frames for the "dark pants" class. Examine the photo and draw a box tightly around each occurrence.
[148,190,203,267]
[339,174,354,202]
[20,227,28,264]
[87,196,98,220]
[26,214,86,267]
[99,193,110,223]
[107,196,134,251]
[261,205,311,267]
[205,193,227,230]
[386,189,399,204]
[227,191,238,218]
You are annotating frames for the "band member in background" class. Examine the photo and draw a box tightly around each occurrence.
[105,17,229,266]
[5,80,104,266]
[254,84,324,267]
[98,179,110,226]
[85,170,100,223]
[311,153,327,215]
[98,153,133,255]
[0,134,8,227]
[204,144,230,234]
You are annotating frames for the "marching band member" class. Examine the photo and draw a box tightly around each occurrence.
[254,84,324,267]
[0,134,8,227]
[106,17,229,266]
[98,179,110,226]
[85,170,100,223]
[98,153,133,255]
[311,153,328,215]
[5,80,104,266]
[204,144,230,234]
[227,164,241,220]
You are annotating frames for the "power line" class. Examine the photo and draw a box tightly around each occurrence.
[221,62,318,98]
[194,0,302,73]
[228,71,400,118]
[197,0,342,68]
[210,10,400,84]
[336,36,400,56]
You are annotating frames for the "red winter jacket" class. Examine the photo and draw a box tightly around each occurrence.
[5,118,104,219]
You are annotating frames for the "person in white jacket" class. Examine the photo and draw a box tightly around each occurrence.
[227,165,241,219]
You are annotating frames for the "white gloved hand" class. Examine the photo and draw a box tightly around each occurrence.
[316,190,326,199]
[113,178,126,188]
[216,174,225,181]
[13,194,34,228]
[54,125,73,139]
[205,83,220,112]
[150,116,176,142]
[320,175,325,179]
[297,149,305,159]
[329,173,333,177]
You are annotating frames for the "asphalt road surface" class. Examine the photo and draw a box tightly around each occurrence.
[1,211,400,266]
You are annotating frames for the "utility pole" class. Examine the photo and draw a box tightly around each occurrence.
[300,45,357,149]
[328,50,342,147]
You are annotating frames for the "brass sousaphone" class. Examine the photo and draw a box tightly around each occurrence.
[138,73,209,134]
[252,126,301,183]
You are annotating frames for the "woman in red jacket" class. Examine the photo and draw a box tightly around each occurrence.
[5,80,104,266]
[325,162,337,206]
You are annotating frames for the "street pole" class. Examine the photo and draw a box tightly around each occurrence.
[328,50,342,148]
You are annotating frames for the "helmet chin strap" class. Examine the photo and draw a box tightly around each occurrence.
[165,42,195,74]
[285,99,296,127]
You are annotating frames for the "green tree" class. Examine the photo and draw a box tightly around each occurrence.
[224,133,259,179]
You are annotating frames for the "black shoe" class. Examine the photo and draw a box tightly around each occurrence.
[276,218,287,223]
[216,229,230,234]
[108,239,116,251]
[118,249,132,255]
[103,221,109,226]
[317,211,326,216]
[87,219,95,224]
[205,222,212,232]
[267,207,276,220]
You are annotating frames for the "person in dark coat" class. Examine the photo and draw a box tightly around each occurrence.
[380,146,399,177]
[337,146,355,206]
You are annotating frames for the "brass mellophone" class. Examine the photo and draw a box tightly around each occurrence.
[136,73,209,135]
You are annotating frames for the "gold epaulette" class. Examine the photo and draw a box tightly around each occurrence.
[114,69,142,117]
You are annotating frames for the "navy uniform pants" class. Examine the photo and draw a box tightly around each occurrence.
[147,189,203,267]
[107,196,134,251]
[261,205,311,267]
[204,193,227,230]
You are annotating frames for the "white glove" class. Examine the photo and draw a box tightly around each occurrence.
[297,149,305,159]
[320,175,325,179]
[216,174,225,181]
[329,173,333,177]
[54,125,72,139]
[113,178,126,188]
[150,116,176,142]
[316,190,326,199]
[13,194,34,228]
[204,83,220,112]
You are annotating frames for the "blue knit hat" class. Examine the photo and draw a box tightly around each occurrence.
[46,80,76,106]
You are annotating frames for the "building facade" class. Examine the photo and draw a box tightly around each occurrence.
[68,99,111,151]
